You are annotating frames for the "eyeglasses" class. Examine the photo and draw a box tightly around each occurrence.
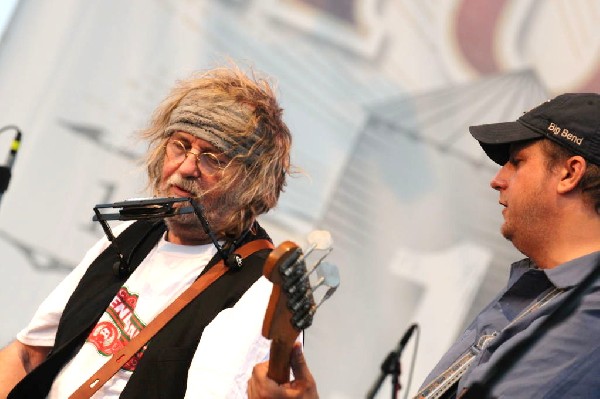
[164,139,226,175]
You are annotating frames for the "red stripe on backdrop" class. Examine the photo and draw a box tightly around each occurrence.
[454,0,508,74]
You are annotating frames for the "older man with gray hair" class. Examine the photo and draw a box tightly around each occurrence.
[0,65,293,399]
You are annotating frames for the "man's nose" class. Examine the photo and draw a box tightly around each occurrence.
[178,152,201,178]
[490,164,508,191]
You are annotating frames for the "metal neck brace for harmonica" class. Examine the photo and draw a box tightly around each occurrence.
[92,196,246,276]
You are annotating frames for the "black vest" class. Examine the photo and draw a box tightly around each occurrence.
[9,220,272,398]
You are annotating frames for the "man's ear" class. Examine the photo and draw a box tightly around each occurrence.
[557,156,587,194]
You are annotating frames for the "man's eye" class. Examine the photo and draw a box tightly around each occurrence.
[202,153,222,167]
[509,157,521,165]
[172,139,190,149]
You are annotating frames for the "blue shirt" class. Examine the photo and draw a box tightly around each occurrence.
[419,251,600,398]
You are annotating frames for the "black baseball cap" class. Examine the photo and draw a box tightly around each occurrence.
[469,93,600,166]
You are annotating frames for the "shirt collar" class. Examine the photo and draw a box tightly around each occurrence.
[507,258,536,287]
[544,251,600,289]
[508,251,600,290]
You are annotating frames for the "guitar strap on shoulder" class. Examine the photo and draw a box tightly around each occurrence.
[68,238,274,399]
[414,287,564,399]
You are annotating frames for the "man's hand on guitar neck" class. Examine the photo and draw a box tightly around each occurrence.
[248,343,319,399]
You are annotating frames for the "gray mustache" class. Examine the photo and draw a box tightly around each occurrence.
[166,174,201,197]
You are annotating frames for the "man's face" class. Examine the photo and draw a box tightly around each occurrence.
[489,140,561,252]
[158,131,235,244]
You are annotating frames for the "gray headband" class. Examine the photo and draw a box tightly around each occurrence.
[165,94,258,158]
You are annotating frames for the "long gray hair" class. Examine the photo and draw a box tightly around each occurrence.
[139,66,293,237]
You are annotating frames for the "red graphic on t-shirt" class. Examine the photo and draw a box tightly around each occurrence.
[86,287,147,371]
[88,321,125,354]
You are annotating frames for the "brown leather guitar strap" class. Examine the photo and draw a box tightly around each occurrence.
[69,239,274,399]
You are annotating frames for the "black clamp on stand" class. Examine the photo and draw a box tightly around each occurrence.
[366,324,418,399]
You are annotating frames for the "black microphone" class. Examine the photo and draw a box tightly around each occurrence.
[5,128,22,169]
[0,126,22,194]
[397,323,418,352]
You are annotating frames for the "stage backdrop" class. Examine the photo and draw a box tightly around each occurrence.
[0,0,598,397]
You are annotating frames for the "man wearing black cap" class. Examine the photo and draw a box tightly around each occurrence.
[247,93,600,399]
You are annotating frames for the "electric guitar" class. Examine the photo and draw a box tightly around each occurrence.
[261,233,339,383]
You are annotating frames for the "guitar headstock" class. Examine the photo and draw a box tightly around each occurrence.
[261,231,339,383]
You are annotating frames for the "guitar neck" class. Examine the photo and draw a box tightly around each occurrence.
[268,333,299,383]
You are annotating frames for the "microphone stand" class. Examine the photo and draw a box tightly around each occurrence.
[366,324,418,399]
[0,125,22,210]
[367,350,402,399]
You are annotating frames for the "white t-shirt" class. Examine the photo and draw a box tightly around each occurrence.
[17,222,274,398]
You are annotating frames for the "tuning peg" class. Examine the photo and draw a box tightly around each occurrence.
[316,262,340,289]
[312,262,340,310]
[292,310,314,330]
[288,295,313,314]
[318,285,339,306]
[307,230,333,251]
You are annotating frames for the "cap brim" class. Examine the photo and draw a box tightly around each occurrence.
[469,121,543,165]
